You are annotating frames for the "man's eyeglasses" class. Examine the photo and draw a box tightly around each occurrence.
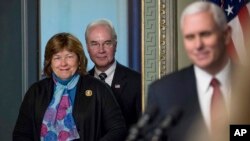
[88,40,114,49]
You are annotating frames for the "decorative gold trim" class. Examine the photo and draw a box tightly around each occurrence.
[141,0,145,112]
[158,0,161,79]
[142,0,178,111]
[159,0,178,77]
[159,0,166,77]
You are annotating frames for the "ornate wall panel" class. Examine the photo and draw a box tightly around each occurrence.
[142,0,177,111]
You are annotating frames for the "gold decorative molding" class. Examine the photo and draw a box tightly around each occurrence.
[142,0,177,111]
[159,0,177,77]
[159,0,167,77]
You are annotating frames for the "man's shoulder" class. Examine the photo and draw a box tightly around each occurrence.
[151,65,194,86]
[116,62,141,77]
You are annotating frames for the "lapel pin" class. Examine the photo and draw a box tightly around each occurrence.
[115,84,120,88]
[85,90,92,96]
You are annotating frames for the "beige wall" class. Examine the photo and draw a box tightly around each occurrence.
[177,0,196,69]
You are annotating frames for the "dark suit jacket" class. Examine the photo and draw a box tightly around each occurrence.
[89,62,142,128]
[13,75,126,141]
[147,65,210,141]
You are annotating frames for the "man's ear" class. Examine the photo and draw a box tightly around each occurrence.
[114,41,117,52]
[224,25,232,45]
[86,44,90,52]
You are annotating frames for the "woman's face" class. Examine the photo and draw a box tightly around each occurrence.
[51,49,79,80]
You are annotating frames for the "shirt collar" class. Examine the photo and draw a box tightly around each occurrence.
[215,60,231,89]
[194,59,231,93]
[194,66,212,94]
[94,60,116,78]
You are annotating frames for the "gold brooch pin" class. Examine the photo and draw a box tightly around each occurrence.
[85,90,93,96]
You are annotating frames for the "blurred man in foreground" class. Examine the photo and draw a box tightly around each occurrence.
[147,1,232,141]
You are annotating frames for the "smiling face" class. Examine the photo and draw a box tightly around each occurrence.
[182,11,231,74]
[51,49,79,80]
[86,24,117,72]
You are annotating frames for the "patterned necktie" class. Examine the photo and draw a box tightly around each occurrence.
[210,78,228,136]
[99,72,107,82]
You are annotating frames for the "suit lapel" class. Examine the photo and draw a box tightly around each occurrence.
[111,63,126,94]
[185,66,208,131]
[88,67,95,76]
[73,76,94,130]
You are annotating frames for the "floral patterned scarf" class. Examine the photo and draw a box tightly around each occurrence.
[40,74,80,141]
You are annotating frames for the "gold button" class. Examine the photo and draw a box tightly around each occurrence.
[85,90,92,96]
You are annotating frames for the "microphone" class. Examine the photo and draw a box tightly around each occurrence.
[150,107,183,141]
[126,106,159,141]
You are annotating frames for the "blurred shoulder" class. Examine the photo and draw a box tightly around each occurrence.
[150,65,194,87]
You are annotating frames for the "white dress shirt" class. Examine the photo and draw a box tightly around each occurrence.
[94,61,116,86]
[194,60,232,130]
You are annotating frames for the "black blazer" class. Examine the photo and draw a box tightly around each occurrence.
[147,65,209,141]
[13,75,126,141]
[89,62,142,128]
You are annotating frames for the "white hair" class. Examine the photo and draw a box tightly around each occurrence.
[180,1,227,30]
[84,18,117,42]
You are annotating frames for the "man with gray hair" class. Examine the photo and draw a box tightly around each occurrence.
[147,1,232,140]
[85,19,142,130]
